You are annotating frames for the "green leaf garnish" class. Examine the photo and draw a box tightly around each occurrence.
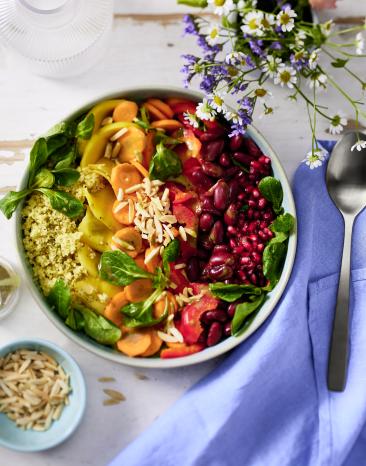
[99,250,153,286]
[209,283,262,302]
[231,294,266,336]
[258,176,283,214]
[76,113,95,140]
[149,142,182,181]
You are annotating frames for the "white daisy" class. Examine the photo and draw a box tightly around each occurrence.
[225,111,242,124]
[253,87,272,102]
[309,72,327,90]
[225,51,246,66]
[351,140,366,152]
[328,112,347,135]
[237,0,257,14]
[303,148,327,169]
[355,32,365,55]
[258,106,274,120]
[184,112,200,128]
[274,65,297,88]
[206,23,221,46]
[209,92,227,114]
[196,99,215,121]
[321,20,334,37]
[261,55,282,78]
[277,7,297,33]
[261,13,275,30]
[295,30,307,48]
[208,0,235,16]
[309,48,321,70]
[241,11,264,37]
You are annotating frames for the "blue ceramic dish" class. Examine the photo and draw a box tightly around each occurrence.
[0,338,86,452]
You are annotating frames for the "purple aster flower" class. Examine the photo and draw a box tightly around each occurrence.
[290,53,308,71]
[200,75,216,93]
[183,15,197,36]
[229,121,248,138]
[231,81,248,94]
[197,35,220,54]
[249,40,265,57]
[181,54,198,65]
[237,96,254,115]
[270,41,283,50]
[246,55,255,68]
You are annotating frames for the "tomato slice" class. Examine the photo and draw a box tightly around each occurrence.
[180,295,219,344]
[173,204,198,230]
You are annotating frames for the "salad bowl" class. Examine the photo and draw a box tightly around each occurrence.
[14,86,297,368]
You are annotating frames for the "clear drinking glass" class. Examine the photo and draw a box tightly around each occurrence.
[0,0,114,78]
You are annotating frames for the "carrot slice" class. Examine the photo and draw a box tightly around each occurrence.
[117,332,152,357]
[153,292,177,319]
[144,102,167,121]
[140,330,163,357]
[134,254,148,271]
[130,160,149,178]
[104,291,128,326]
[146,99,174,119]
[118,127,146,163]
[142,131,155,169]
[151,120,183,131]
[112,197,135,225]
[113,100,139,122]
[124,278,153,302]
[144,246,161,274]
[111,163,142,196]
[111,227,142,258]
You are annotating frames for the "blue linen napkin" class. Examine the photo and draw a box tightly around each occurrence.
[109,141,366,466]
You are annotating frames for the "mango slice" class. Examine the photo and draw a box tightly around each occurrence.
[78,207,113,252]
[78,100,124,155]
[87,158,116,183]
[85,184,121,232]
[74,276,123,314]
[77,245,100,278]
[80,122,133,168]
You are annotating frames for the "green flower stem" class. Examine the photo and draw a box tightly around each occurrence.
[293,84,331,120]
[322,48,366,87]
[329,25,366,38]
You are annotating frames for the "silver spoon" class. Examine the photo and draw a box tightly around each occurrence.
[326,131,366,391]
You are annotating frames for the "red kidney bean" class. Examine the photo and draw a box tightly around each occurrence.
[244,138,262,158]
[229,134,244,151]
[199,212,214,232]
[201,161,223,178]
[209,251,235,267]
[208,264,233,280]
[222,166,241,179]
[209,220,224,244]
[200,309,228,325]
[186,256,200,282]
[228,179,240,202]
[197,330,208,346]
[207,322,223,346]
[213,180,229,211]
[201,140,225,161]
[189,168,212,190]
[213,245,229,254]
[219,152,232,167]
[232,151,253,166]
[224,203,238,226]
[227,225,237,236]
[223,321,232,337]
[227,303,237,318]
[200,196,221,216]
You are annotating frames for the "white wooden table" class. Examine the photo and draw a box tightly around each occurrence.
[0,1,365,465]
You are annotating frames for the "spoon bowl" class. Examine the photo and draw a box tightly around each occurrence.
[326,131,366,391]
[327,132,366,215]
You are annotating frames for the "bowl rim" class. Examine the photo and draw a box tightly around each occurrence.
[0,338,87,452]
[13,85,297,369]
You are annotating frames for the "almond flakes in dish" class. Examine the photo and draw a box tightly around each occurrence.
[0,349,71,431]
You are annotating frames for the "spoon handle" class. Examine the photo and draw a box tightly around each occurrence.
[327,214,354,391]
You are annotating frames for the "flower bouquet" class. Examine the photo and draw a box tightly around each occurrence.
[178,0,366,168]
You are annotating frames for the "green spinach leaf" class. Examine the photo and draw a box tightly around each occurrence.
[0,189,31,219]
[65,308,84,331]
[28,138,49,187]
[262,242,287,289]
[209,283,262,302]
[37,188,84,219]
[52,168,80,186]
[76,113,95,140]
[47,279,71,320]
[149,142,182,181]
[46,133,68,157]
[121,289,168,328]
[162,239,180,275]
[232,294,265,336]
[99,250,153,286]
[75,305,121,344]
[258,176,283,214]
[31,168,55,189]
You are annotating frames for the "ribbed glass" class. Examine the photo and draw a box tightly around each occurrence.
[0,0,114,77]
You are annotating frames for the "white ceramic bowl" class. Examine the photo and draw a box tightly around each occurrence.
[15,86,297,368]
